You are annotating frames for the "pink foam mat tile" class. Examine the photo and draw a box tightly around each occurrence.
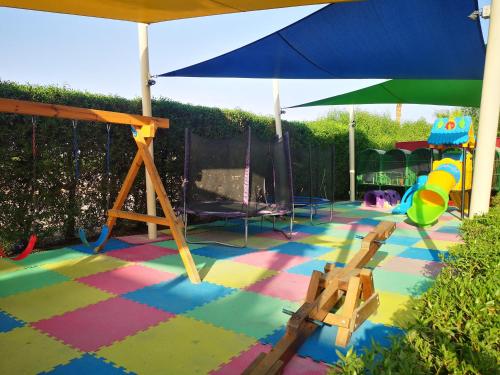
[330,216,358,224]
[246,272,310,302]
[77,264,178,294]
[105,244,178,262]
[33,297,174,352]
[117,233,171,245]
[231,251,311,271]
[256,231,312,241]
[211,343,329,374]
[337,224,376,232]
[380,257,444,278]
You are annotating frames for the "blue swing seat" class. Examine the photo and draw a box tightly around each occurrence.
[78,225,110,251]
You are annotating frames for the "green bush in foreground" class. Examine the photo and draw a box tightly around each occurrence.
[336,196,500,374]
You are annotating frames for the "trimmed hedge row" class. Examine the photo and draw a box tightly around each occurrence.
[0,80,431,247]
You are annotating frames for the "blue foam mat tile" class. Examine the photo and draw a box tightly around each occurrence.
[224,224,273,235]
[398,247,449,262]
[385,236,421,247]
[298,321,404,364]
[269,242,332,258]
[290,224,329,235]
[436,226,461,234]
[286,259,345,276]
[41,354,132,374]
[191,245,257,260]
[124,276,235,314]
[70,239,132,254]
[357,218,381,226]
[0,310,24,333]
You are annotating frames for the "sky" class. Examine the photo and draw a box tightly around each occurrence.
[0,2,490,123]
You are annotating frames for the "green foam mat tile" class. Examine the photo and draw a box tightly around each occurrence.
[0,267,69,298]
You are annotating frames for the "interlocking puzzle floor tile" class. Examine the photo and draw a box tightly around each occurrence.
[43,254,128,279]
[255,230,312,241]
[398,247,448,262]
[34,297,173,352]
[71,239,132,254]
[0,310,24,333]
[296,234,356,249]
[337,224,377,233]
[385,235,421,247]
[98,316,255,375]
[370,291,415,328]
[372,269,434,296]
[187,290,300,339]
[192,245,257,260]
[0,280,113,322]
[231,250,310,271]
[0,266,69,298]
[154,239,206,249]
[117,233,170,245]
[392,228,430,238]
[77,264,178,294]
[291,224,329,235]
[412,239,457,251]
[380,256,445,278]
[202,260,277,289]
[124,276,234,314]
[246,272,311,302]
[0,326,80,374]
[424,231,462,242]
[141,253,215,276]
[42,354,130,374]
[286,259,344,276]
[211,343,330,375]
[226,236,287,249]
[269,242,332,258]
[0,258,22,274]
[105,243,178,262]
[317,248,355,264]
[262,321,403,364]
[6,248,87,269]
[436,225,461,233]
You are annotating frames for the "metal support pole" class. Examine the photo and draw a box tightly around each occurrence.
[349,105,356,201]
[273,79,283,139]
[138,23,157,239]
[470,1,500,216]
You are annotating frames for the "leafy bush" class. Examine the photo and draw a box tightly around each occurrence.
[335,196,500,374]
[0,80,432,248]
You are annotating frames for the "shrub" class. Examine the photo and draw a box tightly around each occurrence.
[335,196,500,374]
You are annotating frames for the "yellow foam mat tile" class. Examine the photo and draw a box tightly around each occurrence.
[0,326,80,374]
[412,239,457,251]
[0,280,113,322]
[42,254,128,279]
[297,235,355,248]
[369,291,415,328]
[98,316,255,374]
[0,258,21,274]
[317,248,356,264]
[203,260,277,289]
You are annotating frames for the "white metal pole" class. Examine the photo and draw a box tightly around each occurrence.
[349,105,356,202]
[470,1,500,217]
[138,23,157,239]
[273,79,283,138]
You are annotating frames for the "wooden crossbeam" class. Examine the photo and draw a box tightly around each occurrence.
[0,98,169,128]
[108,209,170,226]
[244,221,396,374]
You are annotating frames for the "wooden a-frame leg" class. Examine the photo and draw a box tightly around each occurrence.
[95,139,150,252]
[336,276,362,347]
[135,135,201,283]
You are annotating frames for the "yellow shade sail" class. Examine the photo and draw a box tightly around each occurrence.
[0,0,354,23]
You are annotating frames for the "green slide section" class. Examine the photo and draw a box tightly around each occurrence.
[408,184,450,226]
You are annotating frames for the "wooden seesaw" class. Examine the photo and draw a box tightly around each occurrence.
[244,221,396,375]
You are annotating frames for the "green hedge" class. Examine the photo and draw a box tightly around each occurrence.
[336,196,500,374]
[0,80,432,248]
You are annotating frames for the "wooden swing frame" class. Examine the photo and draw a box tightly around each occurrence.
[0,98,201,283]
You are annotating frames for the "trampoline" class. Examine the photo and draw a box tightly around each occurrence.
[293,143,335,224]
[407,148,438,185]
[182,128,293,247]
[379,149,411,187]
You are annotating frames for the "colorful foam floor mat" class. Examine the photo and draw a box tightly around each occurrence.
[0,202,463,374]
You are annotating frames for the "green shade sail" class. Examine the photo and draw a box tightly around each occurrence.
[289,80,483,108]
